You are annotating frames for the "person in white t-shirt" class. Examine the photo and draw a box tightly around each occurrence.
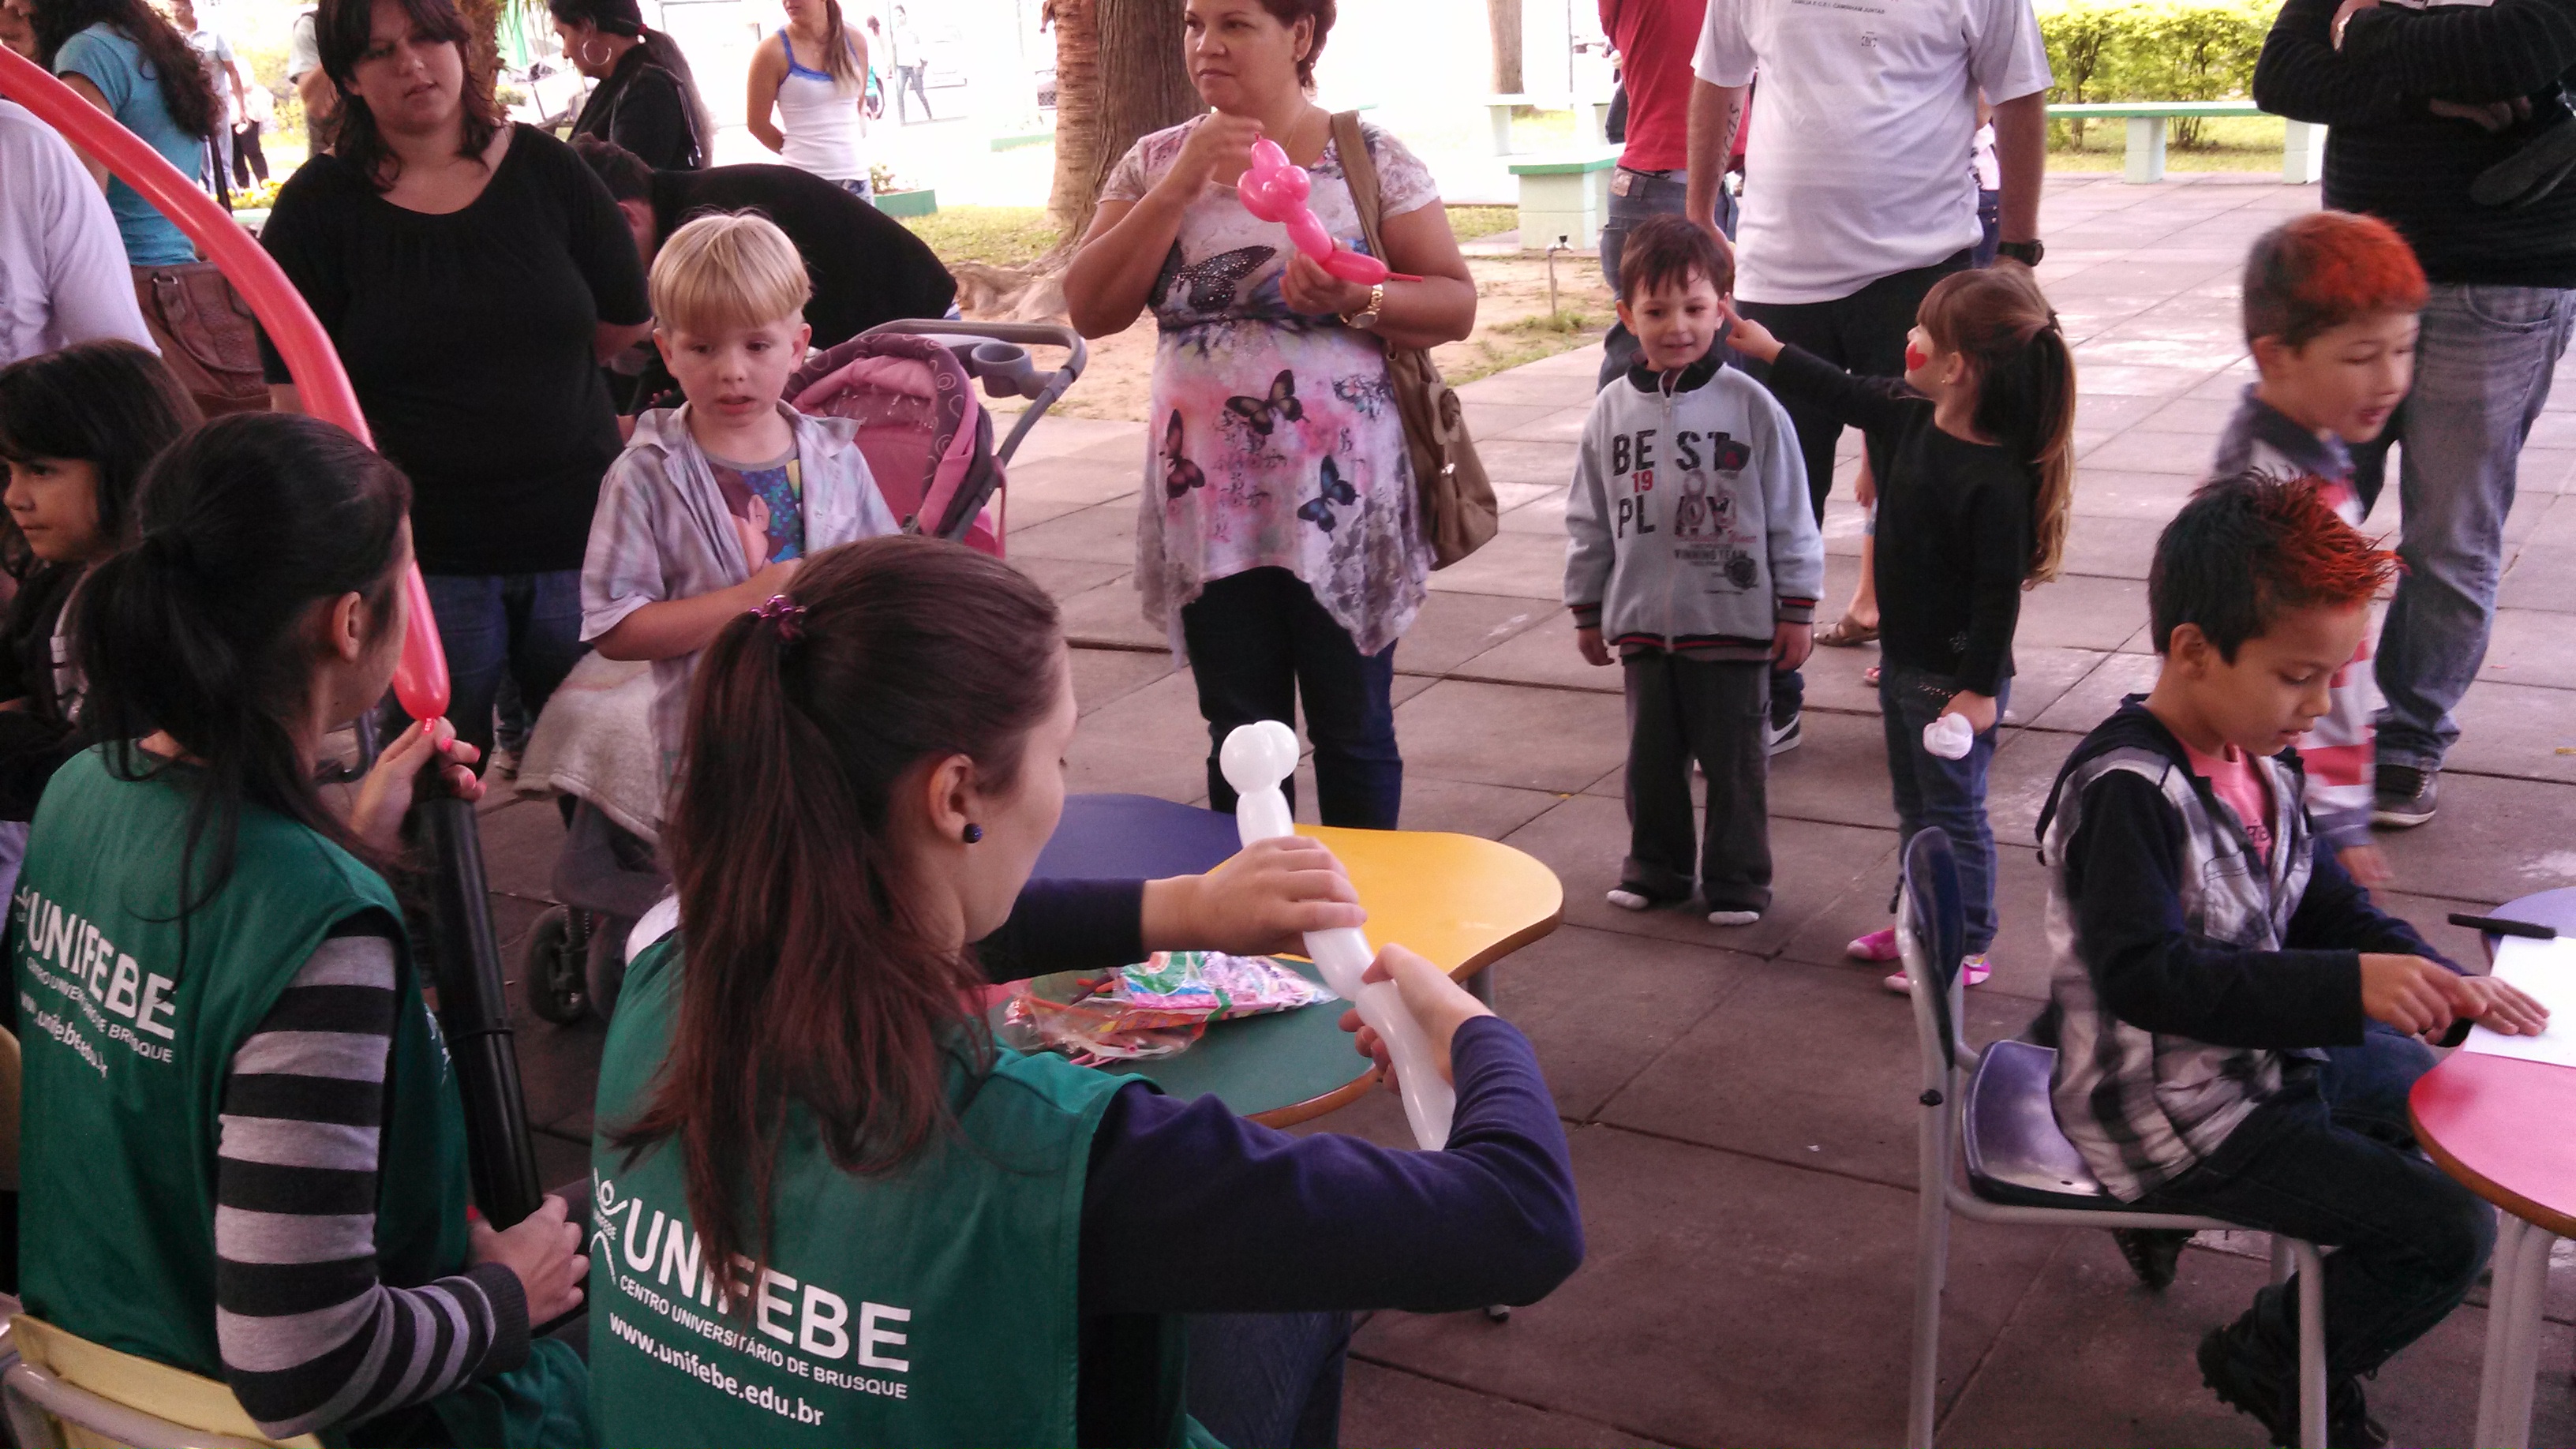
[1681,0,2050,744]
[0,99,156,366]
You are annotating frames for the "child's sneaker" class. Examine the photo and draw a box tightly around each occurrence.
[1881,953,1990,994]
[1706,909,1761,927]
[1607,884,1682,912]
[1846,927,1901,962]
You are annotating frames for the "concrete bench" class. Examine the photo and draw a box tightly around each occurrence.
[1485,94,1617,155]
[1507,146,1623,249]
[2047,101,2325,185]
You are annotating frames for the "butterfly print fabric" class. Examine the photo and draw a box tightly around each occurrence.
[1099,114,1447,657]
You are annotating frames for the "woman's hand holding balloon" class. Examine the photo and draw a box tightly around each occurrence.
[350,716,483,852]
[1341,944,1492,1092]
[1238,137,1400,287]
[1162,112,1267,198]
[1281,250,1371,318]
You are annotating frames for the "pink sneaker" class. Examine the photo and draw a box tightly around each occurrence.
[1884,953,1991,994]
[1846,927,1901,963]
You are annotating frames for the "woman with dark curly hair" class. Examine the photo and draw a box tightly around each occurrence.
[30,0,215,265]
[256,0,651,772]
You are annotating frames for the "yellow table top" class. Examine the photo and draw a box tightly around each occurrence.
[1301,825,1565,985]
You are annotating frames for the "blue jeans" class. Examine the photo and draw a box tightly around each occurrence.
[1185,1312,1351,1448]
[1180,567,1402,829]
[384,571,587,771]
[1595,169,1738,391]
[2134,1027,2493,1381]
[2376,283,2576,771]
[1973,187,2001,269]
[1879,665,2008,953]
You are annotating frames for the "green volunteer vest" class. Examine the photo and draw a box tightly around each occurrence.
[590,935,1196,1447]
[12,749,589,1449]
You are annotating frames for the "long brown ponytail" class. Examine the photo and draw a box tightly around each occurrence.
[612,535,1065,1300]
[1920,267,2078,586]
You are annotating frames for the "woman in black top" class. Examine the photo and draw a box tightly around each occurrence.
[258,0,652,769]
[551,0,710,171]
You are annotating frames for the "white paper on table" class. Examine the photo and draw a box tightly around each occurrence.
[2460,934,2576,1067]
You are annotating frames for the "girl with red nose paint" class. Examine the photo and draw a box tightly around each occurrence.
[1724,266,2076,991]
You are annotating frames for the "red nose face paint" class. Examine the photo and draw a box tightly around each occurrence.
[1904,342,1929,373]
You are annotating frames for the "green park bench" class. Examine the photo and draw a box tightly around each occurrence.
[1485,93,1617,155]
[2047,100,2325,185]
[1505,145,1623,250]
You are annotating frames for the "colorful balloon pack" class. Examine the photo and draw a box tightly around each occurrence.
[1002,952,1339,1065]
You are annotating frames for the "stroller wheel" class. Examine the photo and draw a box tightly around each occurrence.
[585,918,631,1022]
[522,907,590,1025]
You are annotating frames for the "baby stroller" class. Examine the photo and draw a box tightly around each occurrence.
[517,320,1088,1024]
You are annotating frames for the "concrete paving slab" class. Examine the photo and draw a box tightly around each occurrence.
[1462,370,1610,406]
[1768,710,1897,830]
[1448,621,1623,694]
[2499,545,2576,613]
[1058,574,1165,650]
[1341,1360,1677,1449]
[1396,681,1628,793]
[1007,499,1139,565]
[2367,769,2576,904]
[1424,530,1583,600]
[2443,679,2576,785]
[2029,650,2160,733]
[1069,645,1177,715]
[1464,401,1569,441]
[2080,427,2222,476]
[2061,513,2170,580]
[998,415,1144,464]
[1008,451,1144,507]
[2481,605,2576,690]
[1487,406,1594,445]
[2015,574,2151,652]
[1986,728,2081,849]
[1397,590,1554,676]
[1350,1126,2066,1447]
[1497,485,1571,536]
[1395,777,1571,840]
[2001,646,2114,728]
[2070,466,2203,520]
[1936,1226,2573,1449]
[1597,957,2042,1189]
[1501,794,1897,959]
[1477,439,1584,486]
[1481,923,1757,1121]
[1009,554,1126,603]
[478,799,567,906]
[1065,669,1212,803]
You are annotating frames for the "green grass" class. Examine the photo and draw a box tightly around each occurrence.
[1496,309,1601,336]
[1449,204,1518,241]
[900,206,1062,268]
[2048,113,2287,172]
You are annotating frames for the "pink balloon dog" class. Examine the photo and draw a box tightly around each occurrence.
[1238,137,1420,286]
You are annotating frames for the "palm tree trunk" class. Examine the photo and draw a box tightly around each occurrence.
[1047,0,1196,246]
[1489,0,1523,93]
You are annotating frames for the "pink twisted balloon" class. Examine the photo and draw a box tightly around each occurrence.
[1238,137,1398,286]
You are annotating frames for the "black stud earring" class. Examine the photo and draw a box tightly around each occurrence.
[963,823,983,844]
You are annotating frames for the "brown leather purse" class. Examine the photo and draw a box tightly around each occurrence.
[1331,110,1497,570]
[131,260,268,416]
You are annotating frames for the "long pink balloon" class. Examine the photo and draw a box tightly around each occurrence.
[1238,136,1395,286]
[0,46,451,721]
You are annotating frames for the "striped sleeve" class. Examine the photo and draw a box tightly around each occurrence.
[214,918,530,1440]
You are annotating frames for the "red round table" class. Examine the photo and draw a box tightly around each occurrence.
[2408,887,2576,1449]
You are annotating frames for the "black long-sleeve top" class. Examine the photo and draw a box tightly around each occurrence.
[0,564,89,819]
[2255,0,2576,287]
[1765,346,2033,695]
[569,45,702,172]
[970,878,1585,1447]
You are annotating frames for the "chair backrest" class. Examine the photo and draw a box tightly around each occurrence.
[1898,829,1969,1085]
[786,333,1004,555]
[3,1315,319,1449]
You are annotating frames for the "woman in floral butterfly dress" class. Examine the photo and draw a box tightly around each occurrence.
[1065,0,1474,828]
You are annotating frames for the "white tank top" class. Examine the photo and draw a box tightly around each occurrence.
[773,29,867,182]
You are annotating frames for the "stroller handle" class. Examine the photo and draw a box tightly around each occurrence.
[859,320,1088,467]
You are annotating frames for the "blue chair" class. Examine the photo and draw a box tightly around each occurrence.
[1899,829,2327,1449]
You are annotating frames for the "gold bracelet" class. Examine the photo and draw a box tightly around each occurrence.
[1342,282,1386,331]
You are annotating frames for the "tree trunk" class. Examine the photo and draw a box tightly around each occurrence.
[1047,0,1196,246]
[1488,0,1523,93]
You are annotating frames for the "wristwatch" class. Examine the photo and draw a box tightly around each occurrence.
[1996,239,2046,268]
[1341,283,1386,331]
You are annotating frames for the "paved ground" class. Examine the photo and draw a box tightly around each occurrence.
[479,174,2576,1446]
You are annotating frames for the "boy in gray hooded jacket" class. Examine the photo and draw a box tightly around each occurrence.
[1566,215,1822,925]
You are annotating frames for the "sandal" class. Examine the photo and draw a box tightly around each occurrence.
[1863,665,1882,687]
[1816,615,1880,648]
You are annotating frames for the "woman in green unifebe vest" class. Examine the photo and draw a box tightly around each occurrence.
[590,534,1583,1449]
[12,412,592,1446]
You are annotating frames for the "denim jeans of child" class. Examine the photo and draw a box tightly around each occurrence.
[1180,567,1402,829]
[1878,664,2008,953]
[378,570,586,770]
[2133,1026,2495,1382]
[2376,283,2576,772]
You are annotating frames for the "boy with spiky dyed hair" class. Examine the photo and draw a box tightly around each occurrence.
[2039,473,2547,1447]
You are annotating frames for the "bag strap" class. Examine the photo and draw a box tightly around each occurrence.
[1331,110,1387,271]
